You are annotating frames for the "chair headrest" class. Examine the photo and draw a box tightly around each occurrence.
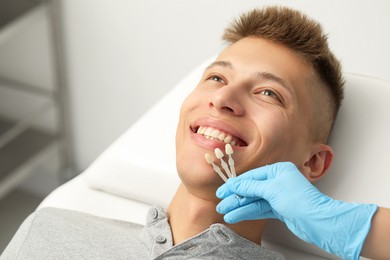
[318,74,390,207]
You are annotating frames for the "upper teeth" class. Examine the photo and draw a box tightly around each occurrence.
[197,126,236,146]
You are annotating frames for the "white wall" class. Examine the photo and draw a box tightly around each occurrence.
[0,5,63,196]
[60,0,390,171]
[0,6,57,132]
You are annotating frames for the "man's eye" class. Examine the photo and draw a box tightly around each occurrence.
[209,75,225,83]
[260,89,278,99]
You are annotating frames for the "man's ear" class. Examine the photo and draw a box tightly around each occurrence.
[302,144,334,182]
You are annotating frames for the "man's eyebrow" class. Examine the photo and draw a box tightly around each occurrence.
[255,71,289,90]
[206,60,291,92]
[206,60,233,70]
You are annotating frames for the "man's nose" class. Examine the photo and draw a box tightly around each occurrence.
[209,85,245,116]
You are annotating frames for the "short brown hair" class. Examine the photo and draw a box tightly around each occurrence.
[223,6,344,142]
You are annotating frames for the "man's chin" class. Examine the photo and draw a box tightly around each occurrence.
[177,170,224,192]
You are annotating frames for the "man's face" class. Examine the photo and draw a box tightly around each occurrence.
[176,37,316,194]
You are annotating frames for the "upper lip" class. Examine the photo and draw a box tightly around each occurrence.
[190,117,249,146]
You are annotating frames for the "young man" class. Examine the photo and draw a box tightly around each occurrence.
[1,6,344,259]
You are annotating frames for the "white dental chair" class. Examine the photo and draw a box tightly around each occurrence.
[39,58,390,260]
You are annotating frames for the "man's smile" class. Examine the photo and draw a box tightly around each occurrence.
[192,126,247,147]
[189,118,248,151]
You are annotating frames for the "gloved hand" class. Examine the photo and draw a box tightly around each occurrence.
[216,162,378,260]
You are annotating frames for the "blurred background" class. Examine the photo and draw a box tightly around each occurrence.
[0,0,389,252]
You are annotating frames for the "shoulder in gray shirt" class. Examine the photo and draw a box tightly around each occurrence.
[1,207,285,259]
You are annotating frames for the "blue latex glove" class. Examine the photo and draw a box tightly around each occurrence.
[216,162,378,260]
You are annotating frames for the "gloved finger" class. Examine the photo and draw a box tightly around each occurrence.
[217,162,299,199]
[233,166,270,181]
[216,183,235,199]
[216,194,260,214]
[216,168,270,199]
[237,162,300,180]
[223,201,276,224]
[222,178,271,199]
[224,210,276,224]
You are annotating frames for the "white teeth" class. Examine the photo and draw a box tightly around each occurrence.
[217,133,225,141]
[211,129,220,138]
[196,126,240,146]
[197,126,205,134]
[204,128,212,136]
[223,135,232,144]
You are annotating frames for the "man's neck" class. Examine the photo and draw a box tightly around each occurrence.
[166,183,267,245]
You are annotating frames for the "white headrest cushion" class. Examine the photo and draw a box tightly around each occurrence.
[317,74,390,207]
[83,57,214,207]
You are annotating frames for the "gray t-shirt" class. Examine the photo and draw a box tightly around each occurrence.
[1,206,285,259]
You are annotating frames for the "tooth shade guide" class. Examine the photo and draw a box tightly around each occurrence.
[214,148,232,178]
[205,153,214,164]
[204,144,236,181]
[214,148,224,159]
[225,144,233,155]
[205,152,228,182]
[225,144,236,178]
